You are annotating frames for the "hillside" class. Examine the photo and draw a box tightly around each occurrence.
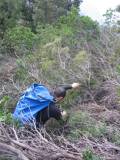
[0,79,120,159]
[0,1,120,160]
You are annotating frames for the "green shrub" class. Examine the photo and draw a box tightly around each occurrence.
[80,16,98,31]
[36,24,60,45]
[0,96,10,121]
[14,59,28,81]
[3,26,38,55]
[107,127,120,145]
[67,111,107,140]
[73,50,88,64]
[83,149,103,160]
[116,64,120,74]
[60,90,80,109]
[0,96,20,126]
[59,7,79,26]
[110,131,120,145]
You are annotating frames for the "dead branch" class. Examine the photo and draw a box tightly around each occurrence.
[0,123,82,160]
[0,142,29,160]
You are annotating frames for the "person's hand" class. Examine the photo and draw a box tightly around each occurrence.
[71,83,80,89]
[61,110,68,120]
[61,110,67,117]
[61,110,69,124]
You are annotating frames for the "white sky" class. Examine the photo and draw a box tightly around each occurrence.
[80,0,120,23]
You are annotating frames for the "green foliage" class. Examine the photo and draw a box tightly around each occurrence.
[116,87,120,97]
[33,0,67,25]
[61,90,80,109]
[103,8,120,27]
[3,26,38,54]
[36,8,80,45]
[72,0,83,9]
[14,59,28,81]
[36,25,60,44]
[0,0,83,35]
[83,149,102,160]
[41,59,55,71]
[0,0,21,37]
[67,111,107,140]
[57,8,100,48]
[37,8,100,54]
[0,96,20,126]
[20,0,35,32]
[110,130,120,145]
[0,96,9,109]
[86,78,97,89]
[0,96,10,121]
[73,50,87,64]
[59,7,79,26]
[80,16,97,30]
[79,16,100,40]
[15,66,28,81]
[103,8,115,26]
[20,0,83,32]
[116,64,120,75]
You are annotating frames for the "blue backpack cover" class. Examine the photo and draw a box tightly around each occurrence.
[13,83,54,124]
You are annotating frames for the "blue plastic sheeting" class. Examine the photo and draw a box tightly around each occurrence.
[13,83,54,125]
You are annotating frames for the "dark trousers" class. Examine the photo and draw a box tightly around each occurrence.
[36,103,62,127]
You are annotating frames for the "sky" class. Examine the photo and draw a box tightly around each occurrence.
[80,0,120,23]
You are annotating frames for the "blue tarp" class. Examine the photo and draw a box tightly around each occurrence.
[13,83,54,124]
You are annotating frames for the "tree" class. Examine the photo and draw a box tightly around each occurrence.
[116,5,120,26]
[21,0,83,31]
[116,5,120,12]
[21,0,36,32]
[72,0,83,9]
[103,8,115,26]
[0,0,21,38]
[103,7,120,27]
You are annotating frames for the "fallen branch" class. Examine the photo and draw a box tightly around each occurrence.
[0,142,29,160]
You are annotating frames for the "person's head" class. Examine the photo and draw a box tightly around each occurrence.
[54,87,66,102]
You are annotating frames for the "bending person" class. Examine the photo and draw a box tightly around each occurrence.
[13,83,80,127]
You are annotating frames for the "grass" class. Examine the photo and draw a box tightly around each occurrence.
[67,111,107,140]
[83,149,103,160]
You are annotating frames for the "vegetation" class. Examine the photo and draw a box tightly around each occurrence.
[0,0,120,159]
[83,150,102,160]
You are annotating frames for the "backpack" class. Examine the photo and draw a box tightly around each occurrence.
[13,83,54,125]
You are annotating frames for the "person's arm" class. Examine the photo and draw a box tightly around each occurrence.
[48,103,69,124]
[60,83,80,91]
[71,83,80,89]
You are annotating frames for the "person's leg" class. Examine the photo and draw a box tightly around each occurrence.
[36,103,62,127]
[49,104,62,120]
[36,108,48,128]
[49,106,69,125]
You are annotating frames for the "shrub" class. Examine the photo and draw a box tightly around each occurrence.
[0,96,10,121]
[3,26,38,55]
[83,149,103,160]
[67,111,107,140]
[0,96,20,126]
[14,59,28,81]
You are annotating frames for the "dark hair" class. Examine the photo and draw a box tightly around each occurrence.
[54,87,66,98]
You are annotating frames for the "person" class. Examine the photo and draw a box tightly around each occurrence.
[13,83,80,127]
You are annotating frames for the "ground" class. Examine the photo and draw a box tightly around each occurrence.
[0,55,120,159]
